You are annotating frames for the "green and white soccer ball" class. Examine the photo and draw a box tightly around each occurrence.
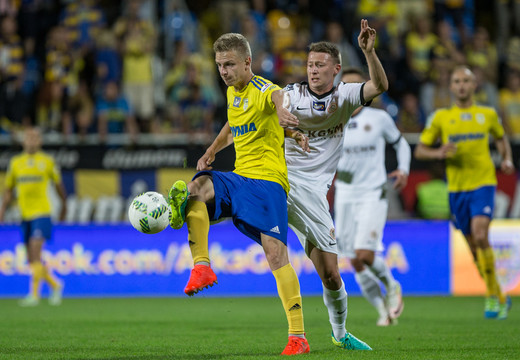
[128,191,170,234]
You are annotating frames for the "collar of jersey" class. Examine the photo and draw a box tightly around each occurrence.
[302,81,336,100]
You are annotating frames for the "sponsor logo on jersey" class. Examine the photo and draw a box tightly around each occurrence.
[17,175,44,183]
[233,96,241,107]
[312,101,326,111]
[261,83,271,93]
[343,145,376,154]
[305,123,344,138]
[448,132,485,143]
[243,98,249,110]
[460,113,472,121]
[230,122,257,137]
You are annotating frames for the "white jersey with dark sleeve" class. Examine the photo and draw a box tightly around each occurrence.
[283,81,367,191]
[335,107,403,196]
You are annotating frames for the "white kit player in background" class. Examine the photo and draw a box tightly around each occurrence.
[334,69,411,326]
[280,19,389,349]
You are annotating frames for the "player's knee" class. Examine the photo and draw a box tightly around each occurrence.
[350,257,364,272]
[321,270,342,290]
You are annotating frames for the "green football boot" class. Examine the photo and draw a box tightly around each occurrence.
[168,180,189,229]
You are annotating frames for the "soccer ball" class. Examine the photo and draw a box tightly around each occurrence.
[128,191,170,234]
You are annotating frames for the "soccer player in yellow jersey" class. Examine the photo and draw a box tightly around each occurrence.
[415,66,515,320]
[167,33,309,355]
[0,127,67,306]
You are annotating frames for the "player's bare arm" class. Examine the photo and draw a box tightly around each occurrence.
[273,90,299,127]
[284,128,310,153]
[495,136,515,174]
[357,19,389,101]
[0,188,13,222]
[414,142,457,160]
[197,121,234,171]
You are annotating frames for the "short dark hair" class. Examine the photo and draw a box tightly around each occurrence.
[308,42,341,65]
[341,67,367,80]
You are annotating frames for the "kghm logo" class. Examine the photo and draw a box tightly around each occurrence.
[132,200,147,214]
[231,122,257,137]
[149,204,168,219]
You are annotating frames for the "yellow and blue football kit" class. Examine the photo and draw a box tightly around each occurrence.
[420,104,503,193]
[5,151,61,221]
[420,104,507,308]
[5,150,62,301]
[420,104,504,233]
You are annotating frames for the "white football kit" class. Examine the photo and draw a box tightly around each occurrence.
[334,107,411,257]
[283,81,367,255]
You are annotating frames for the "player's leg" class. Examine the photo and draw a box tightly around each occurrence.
[262,234,309,355]
[307,244,346,334]
[19,236,44,306]
[179,175,217,295]
[470,215,509,318]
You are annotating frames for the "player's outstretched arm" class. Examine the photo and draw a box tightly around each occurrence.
[358,19,389,102]
[272,90,298,127]
[197,121,233,171]
[495,136,515,174]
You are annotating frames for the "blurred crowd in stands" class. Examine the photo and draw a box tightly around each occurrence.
[1,0,520,143]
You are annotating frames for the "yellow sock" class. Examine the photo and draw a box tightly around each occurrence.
[272,263,304,335]
[477,247,504,302]
[473,260,484,278]
[42,266,59,290]
[186,200,210,264]
[29,262,44,298]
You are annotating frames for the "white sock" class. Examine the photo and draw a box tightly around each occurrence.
[322,280,347,340]
[355,268,387,318]
[369,255,396,289]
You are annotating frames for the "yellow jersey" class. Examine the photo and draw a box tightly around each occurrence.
[5,151,62,220]
[226,75,289,193]
[420,104,504,192]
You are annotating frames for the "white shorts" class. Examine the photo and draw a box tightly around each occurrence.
[334,195,388,258]
[287,180,337,256]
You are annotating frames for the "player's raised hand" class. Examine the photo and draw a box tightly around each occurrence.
[388,170,408,191]
[197,151,215,171]
[358,19,376,53]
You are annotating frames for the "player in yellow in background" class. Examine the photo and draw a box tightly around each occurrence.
[0,127,67,306]
[168,33,309,355]
[415,66,515,319]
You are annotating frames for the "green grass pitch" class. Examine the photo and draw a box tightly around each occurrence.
[1,296,518,359]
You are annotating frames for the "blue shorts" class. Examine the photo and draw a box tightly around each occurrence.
[449,186,495,235]
[21,217,53,244]
[193,171,288,244]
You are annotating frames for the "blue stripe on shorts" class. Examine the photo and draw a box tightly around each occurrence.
[449,186,495,235]
[193,171,288,244]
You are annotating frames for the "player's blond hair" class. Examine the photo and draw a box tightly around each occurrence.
[213,33,252,60]
[308,41,341,65]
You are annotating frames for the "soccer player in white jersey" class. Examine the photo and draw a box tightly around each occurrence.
[281,19,388,349]
[334,68,411,326]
